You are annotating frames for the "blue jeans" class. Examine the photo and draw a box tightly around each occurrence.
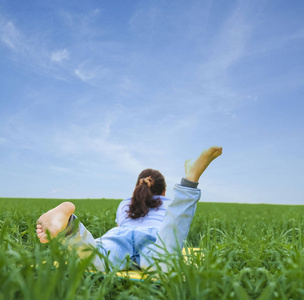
[63,184,201,271]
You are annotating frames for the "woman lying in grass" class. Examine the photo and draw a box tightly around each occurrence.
[36,146,222,271]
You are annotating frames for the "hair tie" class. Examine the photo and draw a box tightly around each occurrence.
[139,176,154,188]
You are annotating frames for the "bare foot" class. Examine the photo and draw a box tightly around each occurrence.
[36,202,75,243]
[185,146,222,182]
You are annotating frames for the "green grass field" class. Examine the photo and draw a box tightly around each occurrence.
[1,198,304,300]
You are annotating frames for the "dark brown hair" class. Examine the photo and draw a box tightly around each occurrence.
[127,168,166,219]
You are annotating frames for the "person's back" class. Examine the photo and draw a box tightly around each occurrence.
[115,195,171,229]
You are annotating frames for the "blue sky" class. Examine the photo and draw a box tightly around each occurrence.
[0,0,303,204]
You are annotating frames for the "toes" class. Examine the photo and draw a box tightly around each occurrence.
[212,146,222,156]
[40,234,49,243]
[36,229,43,234]
[36,224,42,229]
[37,232,49,243]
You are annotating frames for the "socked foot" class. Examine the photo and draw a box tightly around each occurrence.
[36,202,75,243]
[185,146,222,182]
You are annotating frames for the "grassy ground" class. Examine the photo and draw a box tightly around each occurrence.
[1,198,304,299]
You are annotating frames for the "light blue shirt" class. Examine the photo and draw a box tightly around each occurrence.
[115,196,172,229]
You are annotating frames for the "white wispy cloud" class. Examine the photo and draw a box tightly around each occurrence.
[118,76,139,96]
[0,18,68,79]
[0,19,38,57]
[56,131,145,175]
[1,21,20,50]
[50,49,70,62]
[0,14,108,82]
[184,4,254,115]
[43,109,146,175]
[0,12,130,91]
[205,8,251,77]
[74,61,111,82]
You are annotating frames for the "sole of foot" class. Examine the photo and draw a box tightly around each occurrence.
[36,202,75,243]
[185,146,222,182]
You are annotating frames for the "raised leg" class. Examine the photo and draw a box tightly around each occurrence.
[141,146,222,270]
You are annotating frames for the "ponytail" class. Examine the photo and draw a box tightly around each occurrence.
[127,169,166,219]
